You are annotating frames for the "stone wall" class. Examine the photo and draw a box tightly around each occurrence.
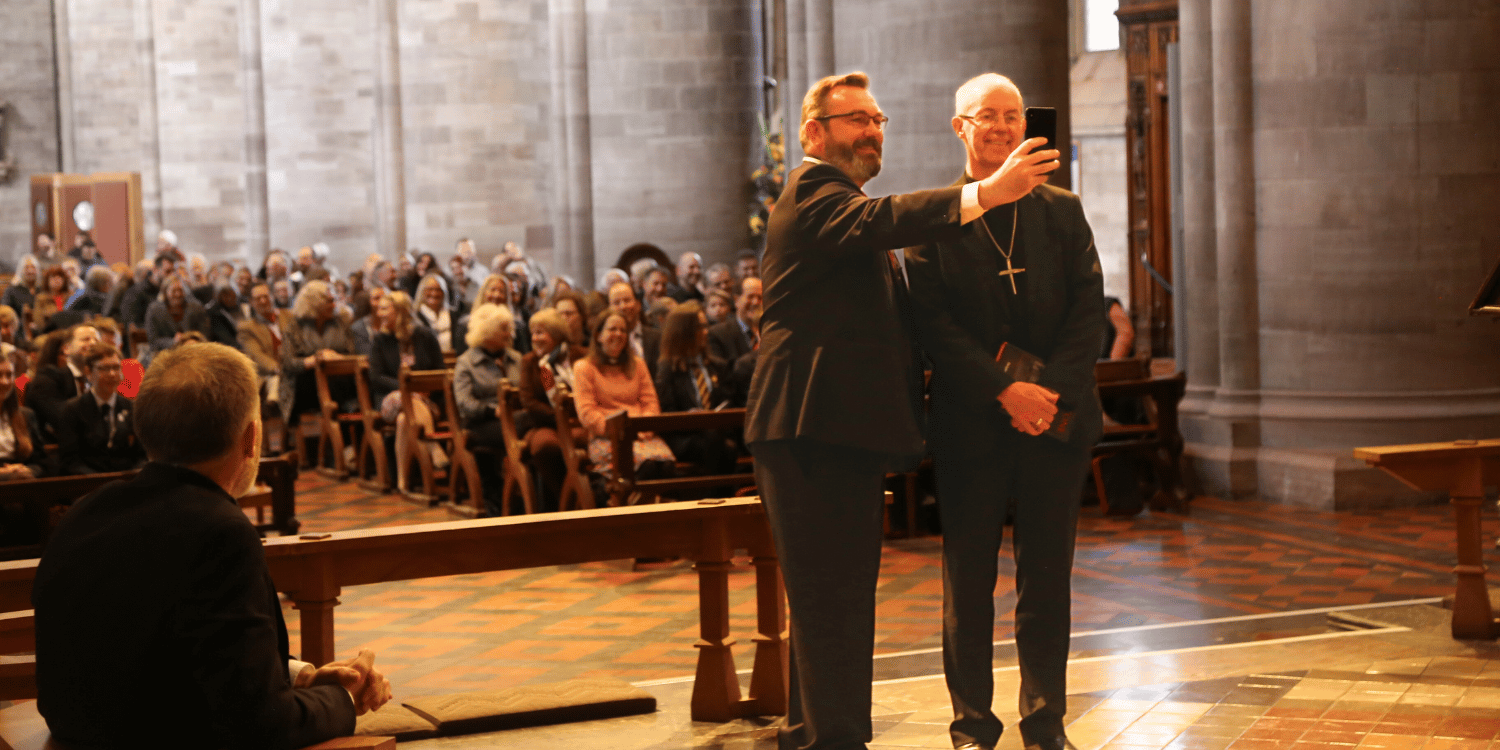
[0,0,61,264]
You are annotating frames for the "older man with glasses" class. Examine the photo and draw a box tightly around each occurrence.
[744,71,1058,750]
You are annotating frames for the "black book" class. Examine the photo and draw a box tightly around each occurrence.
[995,342,1073,441]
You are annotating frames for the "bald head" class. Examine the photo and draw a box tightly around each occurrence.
[954,73,1021,117]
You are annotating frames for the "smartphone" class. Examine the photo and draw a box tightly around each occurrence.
[1023,106,1059,173]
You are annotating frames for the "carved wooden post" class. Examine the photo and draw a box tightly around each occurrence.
[691,516,740,721]
[291,552,341,665]
[1449,457,1492,640]
[747,551,787,715]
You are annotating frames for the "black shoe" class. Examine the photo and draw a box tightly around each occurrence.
[1023,735,1077,750]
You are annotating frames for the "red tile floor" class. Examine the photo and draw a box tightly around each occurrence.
[269,474,1500,748]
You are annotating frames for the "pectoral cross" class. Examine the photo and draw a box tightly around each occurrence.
[997,258,1025,294]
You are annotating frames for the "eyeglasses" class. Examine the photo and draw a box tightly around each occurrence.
[814,111,890,130]
[957,111,1022,129]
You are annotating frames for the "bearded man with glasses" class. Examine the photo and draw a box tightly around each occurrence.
[745,71,1059,750]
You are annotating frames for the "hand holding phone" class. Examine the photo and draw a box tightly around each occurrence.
[1023,107,1058,174]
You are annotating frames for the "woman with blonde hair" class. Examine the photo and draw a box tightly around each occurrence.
[516,307,587,510]
[2,256,41,325]
[369,291,446,479]
[452,303,523,515]
[414,274,454,352]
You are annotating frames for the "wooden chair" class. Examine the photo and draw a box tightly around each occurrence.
[491,382,536,515]
[353,357,394,492]
[444,370,489,517]
[604,408,754,506]
[552,392,596,511]
[394,367,455,504]
[442,350,458,369]
[1091,358,1188,514]
[313,354,364,479]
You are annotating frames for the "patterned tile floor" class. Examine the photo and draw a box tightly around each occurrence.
[267,474,1500,748]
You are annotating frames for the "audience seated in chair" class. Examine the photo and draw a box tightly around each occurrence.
[238,283,294,419]
[574,309,673,484]
[548,289,590,348]
[57,343,146,476]
[33,342,392,749]
[517,308,587,511]
[369,291,447,483]
[31,266,72,336]
[23,323,100,443]
[453,273,513,359]
[349,286,386,356]
[0,355,52,480]
[606,282,662,379]
[278,280,355,428]
[2,255,40,328]
[205,281,247,349]
[654,301,740,475]
[452,303,523,515]
[415,273,456,353]
[144,272,211,364]
[65,265,114,317]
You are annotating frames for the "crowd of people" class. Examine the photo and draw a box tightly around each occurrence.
[1,230,766,515]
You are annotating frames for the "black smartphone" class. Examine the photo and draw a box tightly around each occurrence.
[1023,106,1059,172]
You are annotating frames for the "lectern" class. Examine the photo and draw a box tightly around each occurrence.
[28,172,145,266]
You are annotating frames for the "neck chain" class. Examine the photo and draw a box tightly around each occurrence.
[977,202,1025,294]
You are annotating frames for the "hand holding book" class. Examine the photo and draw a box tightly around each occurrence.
[995,342,1074,440]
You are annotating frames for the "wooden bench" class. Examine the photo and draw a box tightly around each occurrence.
[490,382,536,515]
[0,456,299,560]
[0,497,787,723]
[604,408,754,506]
[352,357,394,492]
[1091,359,1188,513]
[441,370,483,517]
[314,354,366,480]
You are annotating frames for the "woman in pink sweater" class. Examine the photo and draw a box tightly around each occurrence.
[573,309,674,477]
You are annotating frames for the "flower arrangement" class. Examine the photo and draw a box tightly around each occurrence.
[748,116,786,245]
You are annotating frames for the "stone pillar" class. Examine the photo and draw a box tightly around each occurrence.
[371,0,406,262]
[804,0,834,81]
[1177,0,1218,401]
[832,0,1072,195]
[780,0,806,165]
[52,0,76,173]
[584,0,759,272]
[1180,0,1500,508]
[548,0,595,287]
[133,0,164,235]
[238,0,270,261]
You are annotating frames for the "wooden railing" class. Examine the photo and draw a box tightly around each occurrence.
[0,497,787,722]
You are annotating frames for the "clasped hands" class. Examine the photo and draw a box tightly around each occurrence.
[998,382,1059,437]
[976,137,1060,209]
[295,648,393,715]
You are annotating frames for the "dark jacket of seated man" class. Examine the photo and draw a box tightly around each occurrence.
[56,391,146,475]
[33,461,356,749]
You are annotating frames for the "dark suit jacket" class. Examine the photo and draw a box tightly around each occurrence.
[707,318,753,364]
[745,160,963,464]
[23,364,83,441]
[639,324,663,379]
[57,393,147,475]
[905,180,1106,456]
[33,462,355,749]
[369,327,444,403]
[654,355,736,413]
[0,407,54,478]
[518,344,587,430]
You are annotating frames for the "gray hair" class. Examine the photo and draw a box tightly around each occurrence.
[465,303,514,349]
[85,264,114,293]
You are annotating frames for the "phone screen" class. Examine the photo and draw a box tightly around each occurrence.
[1023,107,1058,173]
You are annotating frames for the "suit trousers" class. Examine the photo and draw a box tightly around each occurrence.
[751,439,890,750]
[935,431,1088,748]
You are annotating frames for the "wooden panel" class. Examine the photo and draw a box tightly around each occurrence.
[90,179,133,265]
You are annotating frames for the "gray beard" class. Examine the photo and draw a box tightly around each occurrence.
[824,139,882,183]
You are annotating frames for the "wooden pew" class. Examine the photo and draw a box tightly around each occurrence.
[394,367,454,505]
[314,354,365,479]
[552,393,596,511]
[0,456,300,560]
[491,382,536,515]
[442,370,485,517]
[1091,360,1188,513]
[0,497,787,723]
[604,408,753,506]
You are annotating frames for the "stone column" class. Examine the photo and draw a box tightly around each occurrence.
[1177,0,1218,402]
[1180,0,1500,508]
[52,0,76,173]
[781,0,806,165]
[133,0,164,234]
[371,0,406,261]
[547,0,595,287]
[803,0,834,81]
[238,0,270,261]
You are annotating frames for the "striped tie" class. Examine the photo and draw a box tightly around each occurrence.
[693,367,711,409]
